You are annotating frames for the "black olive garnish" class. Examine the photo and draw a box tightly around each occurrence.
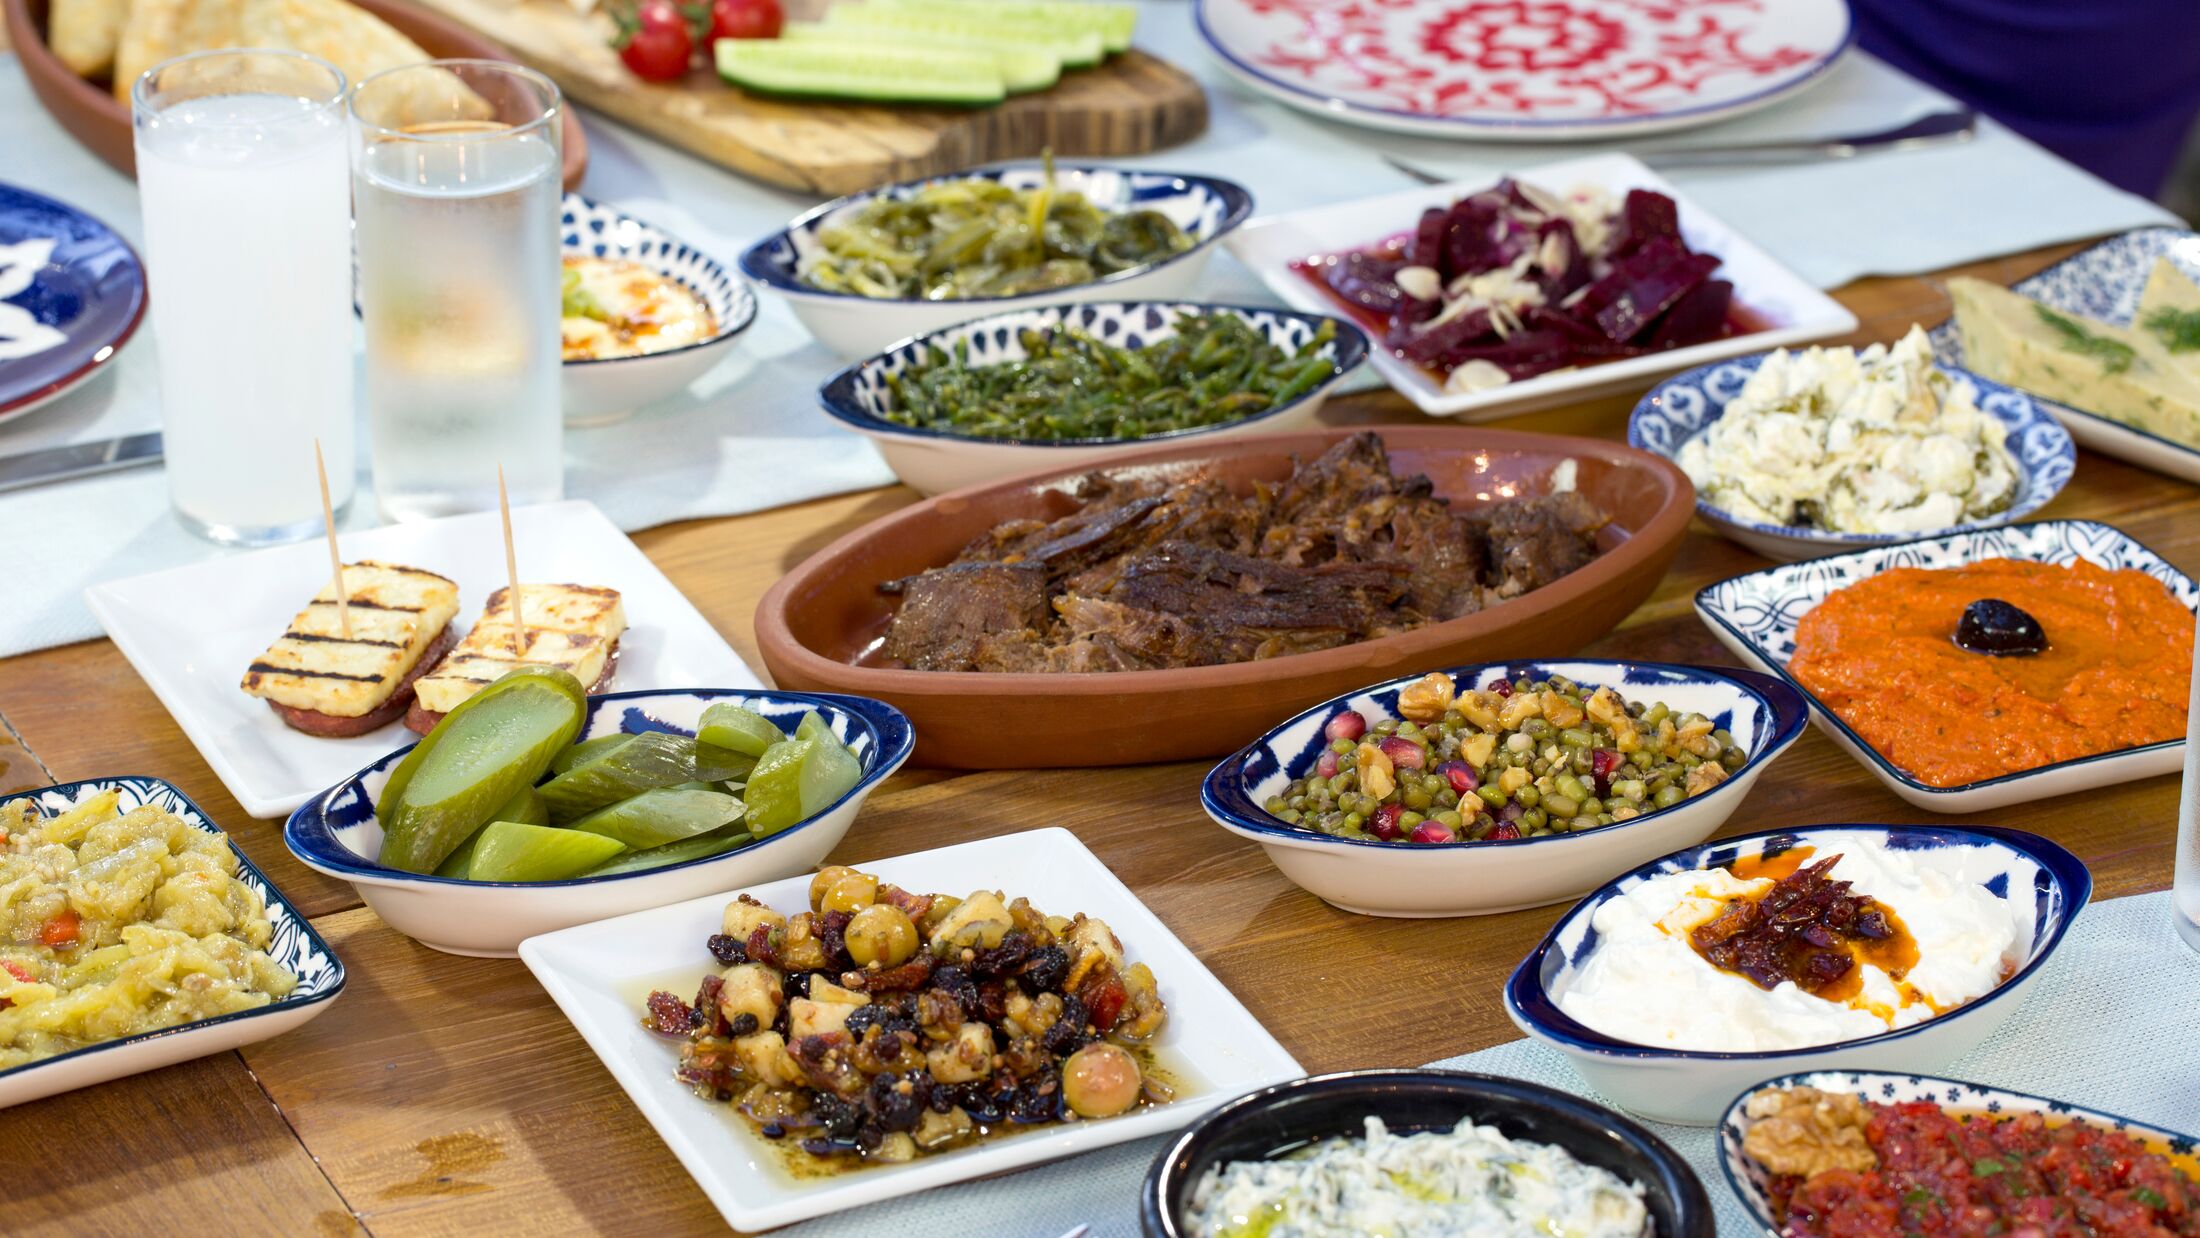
[1954,598,2047,657]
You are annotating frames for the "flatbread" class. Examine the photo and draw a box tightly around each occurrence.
[112,0,246,101]
[49,0,128,77]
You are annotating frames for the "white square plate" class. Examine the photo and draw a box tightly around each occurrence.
[519,828,1305,1232]
[1227,152,1858,420]
[85,499,758,820]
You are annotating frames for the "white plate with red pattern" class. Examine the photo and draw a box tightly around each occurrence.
[1195,0,1853,140]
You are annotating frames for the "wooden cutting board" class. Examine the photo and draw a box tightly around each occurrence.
[403,0,1209,196]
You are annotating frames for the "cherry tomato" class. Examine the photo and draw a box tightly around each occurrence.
[705,0,782,42]
[612,0,695,82]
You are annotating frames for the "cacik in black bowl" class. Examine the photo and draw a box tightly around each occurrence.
[1141,1069,1714,1237]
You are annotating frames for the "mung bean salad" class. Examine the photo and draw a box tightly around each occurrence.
[1267,671,1749,845]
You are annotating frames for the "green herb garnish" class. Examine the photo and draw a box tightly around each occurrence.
[1903,1186,1939,1208]
[2134,1186,2168,1209]
[1971,1157,2008,1176]
[2033,304,2135,374]
[2142,306,2200,352]
[561,267,613,324]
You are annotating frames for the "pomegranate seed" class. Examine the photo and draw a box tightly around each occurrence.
[1324,710,1367,743]
[1591,747,1624,796]
[1488,822,1522,841]
[1369,803,1405,841]
[1408,821,1454,844]
[1486,678,1513,698]
[1378,736,1425,770]
[1315,750,1340,779]
[1497,800,1526,825]
[1438,760,1477,794]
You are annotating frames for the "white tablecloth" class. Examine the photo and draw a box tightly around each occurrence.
[0,7,2180,657]
[778,890,2200,1238]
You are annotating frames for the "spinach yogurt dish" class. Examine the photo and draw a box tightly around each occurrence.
[1184,1115,1649,1238]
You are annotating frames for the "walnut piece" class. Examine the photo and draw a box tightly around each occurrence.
[1741,1088,1878,1178]
[1396,672,1458,723]
[1355,742,1396,799]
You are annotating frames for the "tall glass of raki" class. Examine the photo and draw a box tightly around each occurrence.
[131,50,354,545]
[349,60,563,521]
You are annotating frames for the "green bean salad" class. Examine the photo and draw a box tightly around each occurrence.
[1267,672,1750,845]
[879,311,1339,442]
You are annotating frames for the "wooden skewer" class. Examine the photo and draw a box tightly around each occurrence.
[314,439,350,641]
[498,464,525,657]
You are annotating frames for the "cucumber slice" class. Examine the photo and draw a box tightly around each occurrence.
[566,788,745,850]
[794,710,835,745]
[376,668,587,875]
[696,702,786,758]
[580,825,756,878]
[798,735,864,817]
[780,23,1060,92]
[822,6,1102,66]
[875,0,1133,52]
[551,734,635,776]
[433,785,549,877]
[465,821,627,883]
[742,737,814,837]
[539,731,737,824]
[716,41,1006,105]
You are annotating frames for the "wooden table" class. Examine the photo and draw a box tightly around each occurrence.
[3,239,2194,1236]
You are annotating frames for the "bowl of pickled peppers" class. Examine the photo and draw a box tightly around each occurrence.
[284,671,914,955]
[1200,660,1809,917]
[818,302,1367,494]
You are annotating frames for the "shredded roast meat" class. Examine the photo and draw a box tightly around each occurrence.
[879,433,1609,673]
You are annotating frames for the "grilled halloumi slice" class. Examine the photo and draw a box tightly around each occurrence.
[241,562,461,717]
[413,584,627,715]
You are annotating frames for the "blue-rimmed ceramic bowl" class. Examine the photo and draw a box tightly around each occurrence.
[1931,227,2200,486]
[1142,1070,1716,1238]
[1630,351,2074,561]
[286,688,912,957]
[1694,518,2196,812]
[0,182,144,422]
[1719,1071,2200,1235]
[740,162,1254,360]
[0,777,344,1109]
[818,300,1368,495]
[560,194,757,426]
[1201,659,1809,918]
[1505,824,2090,1126]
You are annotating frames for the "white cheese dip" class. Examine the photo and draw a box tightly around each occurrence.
[1675,326,2020,535]
[1555,839,2027,1052]
[1183,1115,1648,1238]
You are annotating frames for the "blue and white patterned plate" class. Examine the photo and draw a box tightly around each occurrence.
[818,300,1368,494]
[1720,1071,2200,1236]
[0,183,145,422]
[287,687,913,956]
[1200,659,1808,918]
[0,777,345,1109]
[740,162,1255,360]
[559,193,756,423]
[1695,518,2197,811]
[1632,351,2074,561]
[1505,823,2090,1125]
[1930,227,2200,484]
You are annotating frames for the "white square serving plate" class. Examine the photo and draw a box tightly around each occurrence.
[84,499,758,820]
[1228,152,1858,419]
[519,827,1305,1232]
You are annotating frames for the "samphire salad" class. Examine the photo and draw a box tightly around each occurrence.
[1675,327,2021,535]
[1184,1115,1650,1238]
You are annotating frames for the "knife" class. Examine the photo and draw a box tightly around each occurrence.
[0,431,163,494]
[1383,108,1980,183]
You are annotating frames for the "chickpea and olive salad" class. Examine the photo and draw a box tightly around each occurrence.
[879,312,1342,442]
[641,865,1170,1166]
[798,159,1194,301]
[1267,672,1749,844]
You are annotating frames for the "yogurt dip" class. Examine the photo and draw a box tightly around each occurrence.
[1555,838,2026,1052]
[1676,326,2020,535]
[1184,1115,1648,1238]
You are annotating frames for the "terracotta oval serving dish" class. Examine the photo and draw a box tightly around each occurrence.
[756,426,1695,768]
[6,0,589,190]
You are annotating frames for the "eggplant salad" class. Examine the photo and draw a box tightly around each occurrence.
[642,866,1171,1165]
